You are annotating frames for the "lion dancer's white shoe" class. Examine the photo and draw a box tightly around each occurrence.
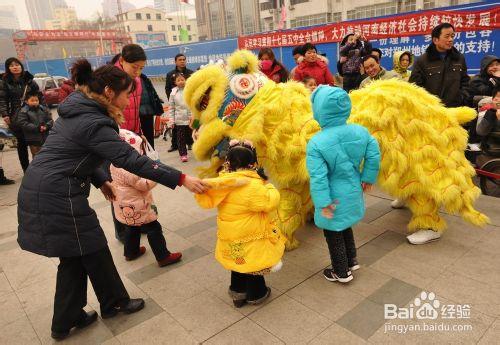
[391,199,406,209]
[406,229,441,245]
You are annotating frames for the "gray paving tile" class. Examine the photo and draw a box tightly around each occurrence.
[336,299,385,340]
[175,216,217,238]
[102,298,164,336]
[356,242,389,267]
[126,245,209,285]
[362,203,393,223]
[0,239,18,253]
[367,278,421,307]
[366,230,406,252]
[91,199,111,210]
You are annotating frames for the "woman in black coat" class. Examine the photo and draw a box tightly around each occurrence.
[0,57,41,172]
[17,59,207,340]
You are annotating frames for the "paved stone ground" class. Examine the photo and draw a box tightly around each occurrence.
[1,136,499,345]
[1,89,499,343]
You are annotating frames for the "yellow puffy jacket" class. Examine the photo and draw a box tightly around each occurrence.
[195,170,285,274]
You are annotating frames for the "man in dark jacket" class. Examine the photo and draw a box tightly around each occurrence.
[469,55,499,100]
[165,54,193,152]
[409,23,470,108]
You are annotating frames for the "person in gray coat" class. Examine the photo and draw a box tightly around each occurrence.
[17,59,207,340]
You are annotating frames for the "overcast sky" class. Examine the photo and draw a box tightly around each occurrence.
[6,0,156,29]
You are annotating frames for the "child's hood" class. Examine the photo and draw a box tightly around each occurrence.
[311,85,351,128]
[118,129,143,154]
[392,50,414,72]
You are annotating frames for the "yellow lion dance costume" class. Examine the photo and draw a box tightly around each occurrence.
[185,50,488,250]
[184,50,319,250]
[349,80,489,240]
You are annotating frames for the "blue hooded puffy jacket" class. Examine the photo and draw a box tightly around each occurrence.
[306,85,381,231]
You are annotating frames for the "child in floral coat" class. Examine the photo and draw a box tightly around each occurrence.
[111,129,182,267]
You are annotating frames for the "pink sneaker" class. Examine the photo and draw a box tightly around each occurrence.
[180,156,188,162]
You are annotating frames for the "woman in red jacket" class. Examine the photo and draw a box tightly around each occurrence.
[293,43,334,86]
[258,48,289,83]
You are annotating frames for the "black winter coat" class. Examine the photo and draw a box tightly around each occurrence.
[16,104,53,145]
[469,55,499,100]
[165,67,193,99]
[139,74,164,117]
[0,71,41,131]
[409,44,470,108]
[17,91,182,258]
[477,109,500,157]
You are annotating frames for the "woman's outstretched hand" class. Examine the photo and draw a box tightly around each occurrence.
[183,175,208,194]
[100,181,116,201]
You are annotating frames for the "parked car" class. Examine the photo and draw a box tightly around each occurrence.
[33,73,68,107]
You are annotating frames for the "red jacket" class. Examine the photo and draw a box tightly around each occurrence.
[58,80,75,104]
[293,59,334,86]
[261,63,288,83]
[114,61,143,134]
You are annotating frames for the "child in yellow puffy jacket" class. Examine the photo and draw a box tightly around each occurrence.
[195,140,285,308]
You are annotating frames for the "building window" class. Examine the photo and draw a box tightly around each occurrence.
[146,13,151,19]
[173,35,177,41]
[171,25,176,31]
[399,0,417,12]
[156,13,161,20]
[423,0,435,8]
[187,25,191,31]
[290,0,309,5]
[330,12,342,23]
[189,35,192,41]
[208,1,222,38]
[260,1,274,11]
[240,0,257,35]
[225,0,237,36]
[346,2,400,20]
[290,13,329,28]
[148,24,153,31]
[178,25,182,30]
[136,13,142,20]
[127,25,130,32]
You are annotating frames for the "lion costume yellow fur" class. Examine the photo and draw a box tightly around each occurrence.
[184,50,488,250]
[349,80,489,232]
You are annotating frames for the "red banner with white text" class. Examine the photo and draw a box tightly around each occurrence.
[238,7,499,49]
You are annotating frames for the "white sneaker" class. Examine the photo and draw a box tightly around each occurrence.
[391,199,406,209]
[406,229,441,245]
[467,143,482,152]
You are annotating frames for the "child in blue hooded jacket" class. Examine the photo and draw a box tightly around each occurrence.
[306,85,380,283]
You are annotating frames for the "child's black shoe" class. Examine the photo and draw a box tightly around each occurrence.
[323,269,353,283]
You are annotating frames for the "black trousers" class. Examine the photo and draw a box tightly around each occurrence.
[230,271,268,301]
[342,73,362,93]
[13,129,29,172]
[170,126,178,150]
[140,115,155,149]
[124,220,170,261]
[52,247,130,332]
[324,228,357,278]
[177,125,192,156]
